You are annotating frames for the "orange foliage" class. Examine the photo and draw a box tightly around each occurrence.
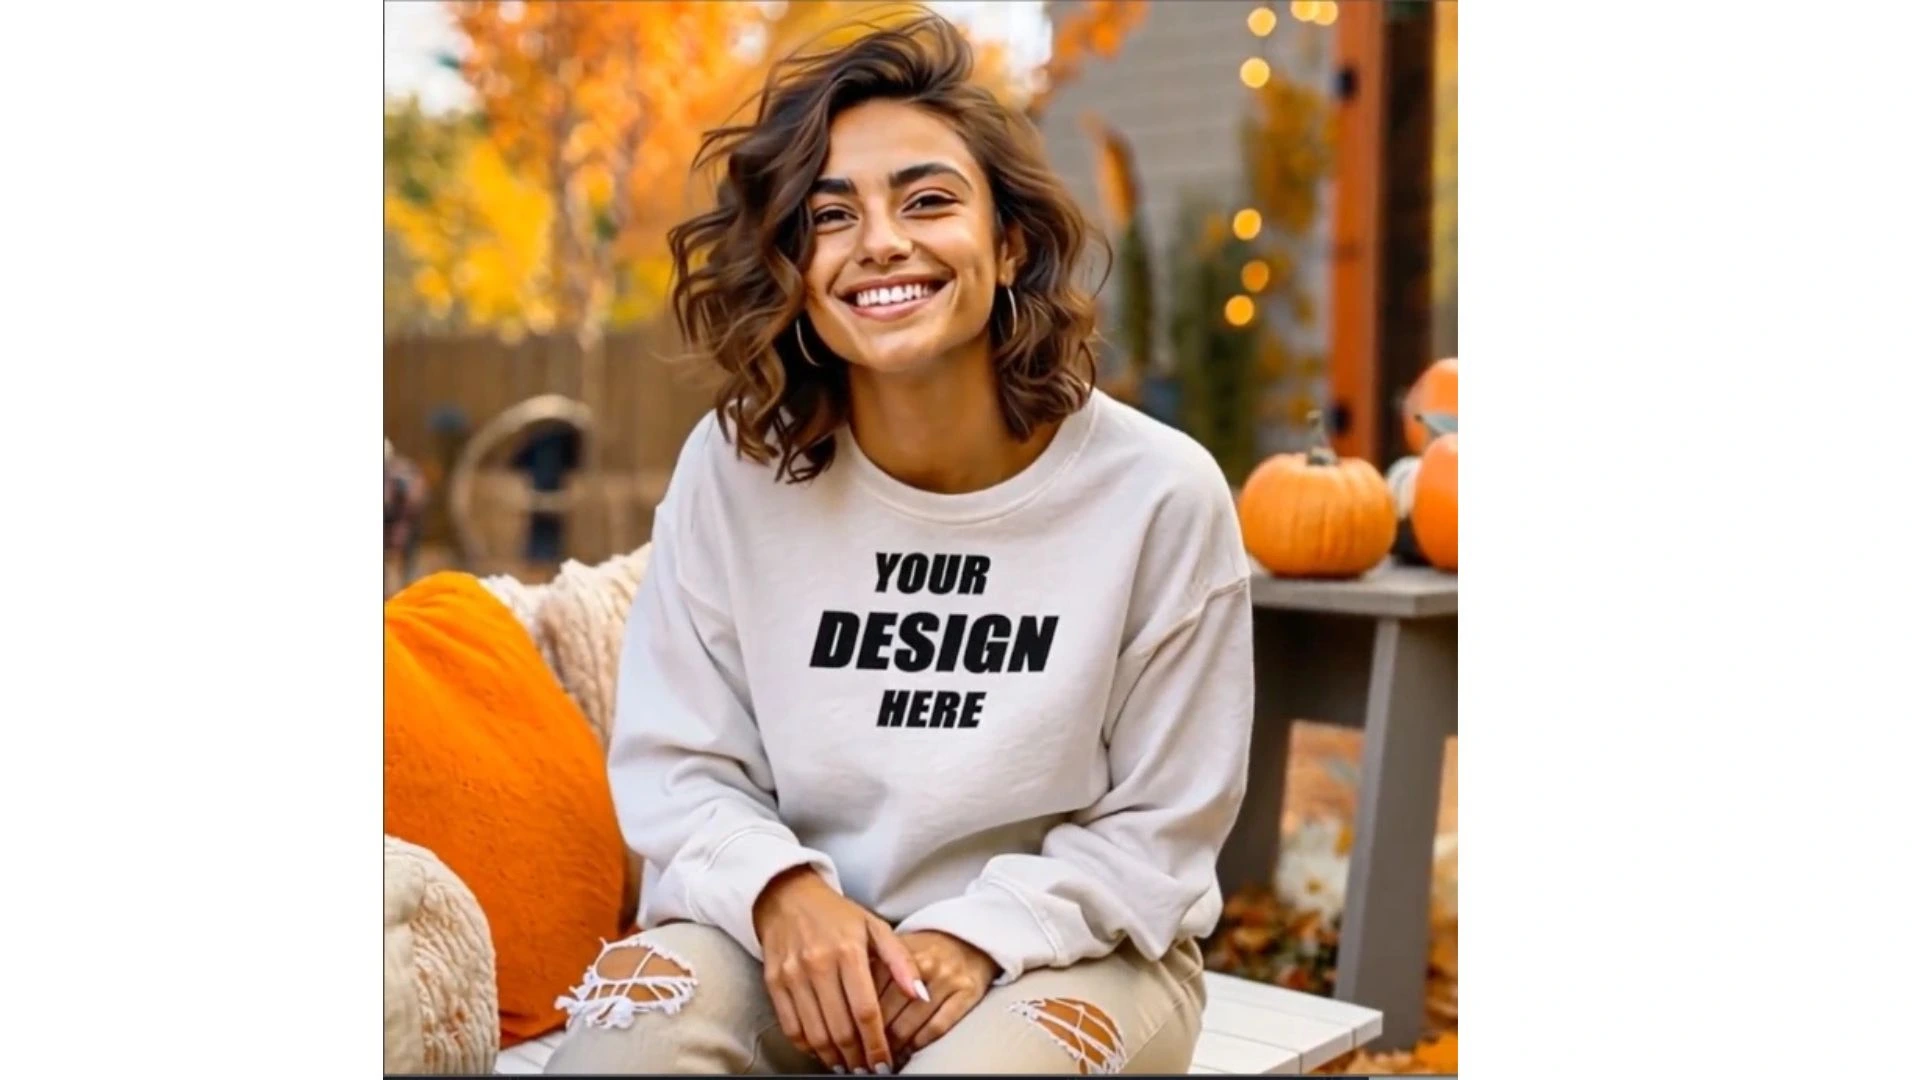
[449,0,762,337]
[402,2,1064,339]
[1031,0,1148,117]
[1079,113,1140,234]
[1320,1031,1458,1075]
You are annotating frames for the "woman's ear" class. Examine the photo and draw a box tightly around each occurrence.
[998,223,1029,286]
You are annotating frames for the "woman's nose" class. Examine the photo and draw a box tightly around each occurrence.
[858,215,912,265]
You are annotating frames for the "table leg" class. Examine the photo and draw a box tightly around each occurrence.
[1334,617,1456,1050]
[1218,609,1372,905]
[1218,609,1327,901]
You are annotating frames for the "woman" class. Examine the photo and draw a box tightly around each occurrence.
[548,14,1254,1076]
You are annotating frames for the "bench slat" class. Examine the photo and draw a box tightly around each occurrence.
[1200,997,1354,1070]
[1203,972,1385,1044]
[1192,1029,1303,1074]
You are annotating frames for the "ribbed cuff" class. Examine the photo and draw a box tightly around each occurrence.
[692,828,840,961]
[895,883,1060,985]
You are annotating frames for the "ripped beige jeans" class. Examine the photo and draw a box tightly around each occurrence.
[544,922,1206,1075]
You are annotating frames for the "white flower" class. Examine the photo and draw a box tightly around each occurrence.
[1276,818,1349,923]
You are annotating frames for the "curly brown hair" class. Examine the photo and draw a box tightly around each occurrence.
[667,11,1106,484]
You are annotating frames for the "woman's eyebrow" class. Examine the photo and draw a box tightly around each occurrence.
[809,161,973,197]
[888,162,972,192]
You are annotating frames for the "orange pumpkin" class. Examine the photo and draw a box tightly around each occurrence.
[1403,357,1458,454]
[1410,415,1457,572]
[1239,411,1396,578]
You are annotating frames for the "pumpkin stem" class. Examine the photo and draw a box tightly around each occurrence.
[1305,409,1338,466]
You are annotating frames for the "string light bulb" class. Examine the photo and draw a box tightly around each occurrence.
[1313,2,1338,26]
[1232,209,1262,240]
[1240,58,1271,88]
[1241,260,1272,293]
[1225,295,1256,327]
[1248,7,1278,37]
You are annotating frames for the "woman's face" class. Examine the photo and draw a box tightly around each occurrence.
[801,99,1017,375]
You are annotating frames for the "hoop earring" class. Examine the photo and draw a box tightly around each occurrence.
[793,320,821,368]
[1002,285,1019,339]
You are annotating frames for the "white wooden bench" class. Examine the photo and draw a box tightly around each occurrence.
[495,972,1382,1075]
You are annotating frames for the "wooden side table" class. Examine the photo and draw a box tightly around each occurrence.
[1217,562,1458,1050]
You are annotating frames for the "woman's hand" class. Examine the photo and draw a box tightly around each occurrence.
[753,868,927,1074]
[874,931,1000,1059]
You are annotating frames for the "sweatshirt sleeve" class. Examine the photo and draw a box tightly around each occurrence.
[896,574,1255,983]
[607,427,841,961]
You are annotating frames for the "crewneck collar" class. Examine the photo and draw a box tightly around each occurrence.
[835,389,1103,525]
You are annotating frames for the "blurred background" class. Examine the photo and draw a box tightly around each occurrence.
[384,0,1456,593]
[385,7,1456,1067]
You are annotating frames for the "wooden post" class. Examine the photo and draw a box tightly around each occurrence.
[1327,1,1384,463]
[1327,0,1436,466]
[1376,1,1436,466]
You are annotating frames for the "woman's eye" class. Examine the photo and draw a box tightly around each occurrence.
[812,207,852,226]
[906,193,955,212]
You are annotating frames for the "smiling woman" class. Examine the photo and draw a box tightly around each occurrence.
[549,11,1257,1078]
[665,13,1103,488]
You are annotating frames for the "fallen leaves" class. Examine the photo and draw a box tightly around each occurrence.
[1206,884,1341,995]
[1318,1030,1458,1076]
[1426,923,1458,1032]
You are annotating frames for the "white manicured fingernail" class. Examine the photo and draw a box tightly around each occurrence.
[877,1065,893,1076]
[913,979,931,1002]
[832,1068,846,1075]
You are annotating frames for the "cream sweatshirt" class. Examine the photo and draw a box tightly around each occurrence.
[610,389,1255,984]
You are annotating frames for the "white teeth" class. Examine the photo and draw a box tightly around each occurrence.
[855,282,934,307]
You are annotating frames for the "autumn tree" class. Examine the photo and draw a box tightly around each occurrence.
[385,96,554,337]
[448,1,765,343]
[436,0,776,494]
[384,98,465,334]
[389,1,1114,345]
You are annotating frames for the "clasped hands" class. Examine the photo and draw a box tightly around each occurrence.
[751,867,998,1074]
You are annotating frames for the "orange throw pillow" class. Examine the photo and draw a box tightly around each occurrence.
[384,572,631,1047]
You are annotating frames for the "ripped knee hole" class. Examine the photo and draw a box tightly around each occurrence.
[1009,997,1126,1076]
[555,936,698,1030]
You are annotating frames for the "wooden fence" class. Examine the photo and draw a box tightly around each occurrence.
[384,323,717,567]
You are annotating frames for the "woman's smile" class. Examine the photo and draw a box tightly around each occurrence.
[840,277,951,323]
